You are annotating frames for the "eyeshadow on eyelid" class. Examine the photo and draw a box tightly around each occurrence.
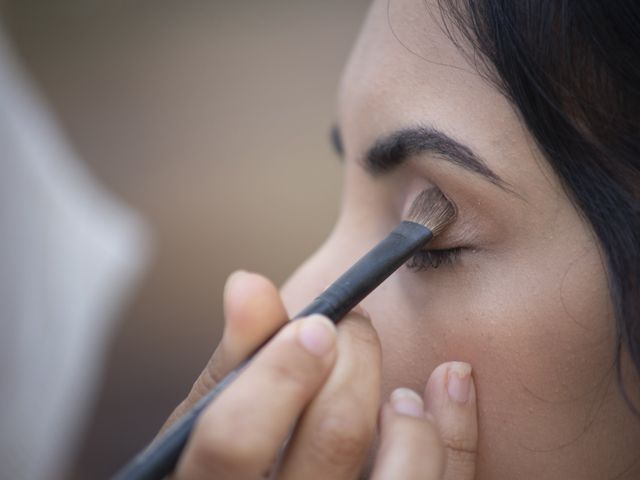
[426,208,488,248]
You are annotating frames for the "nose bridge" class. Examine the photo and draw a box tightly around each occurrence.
[279,222,377,317]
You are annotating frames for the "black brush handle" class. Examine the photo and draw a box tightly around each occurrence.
[295,221,432,321]
[112,220,432,480]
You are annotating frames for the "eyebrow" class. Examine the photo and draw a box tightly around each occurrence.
[330,125,515,194]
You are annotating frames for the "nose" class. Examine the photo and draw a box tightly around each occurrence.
[280,224,376,318]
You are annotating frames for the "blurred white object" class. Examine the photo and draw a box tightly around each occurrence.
[0,24,148,480]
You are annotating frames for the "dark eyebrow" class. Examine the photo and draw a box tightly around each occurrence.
[331,124,515,195]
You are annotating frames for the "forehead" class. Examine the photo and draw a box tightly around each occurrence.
[336,0,556,194]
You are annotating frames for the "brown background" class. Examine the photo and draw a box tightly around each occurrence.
[3,1,369,477]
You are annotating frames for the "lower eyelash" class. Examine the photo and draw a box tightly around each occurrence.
[406,247,464,271]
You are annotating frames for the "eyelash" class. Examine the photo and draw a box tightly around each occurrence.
[406,247,464,271]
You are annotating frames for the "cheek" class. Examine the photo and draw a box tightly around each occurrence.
[370,236,623,477]
[466,245,623,477]
[470,245,614,427]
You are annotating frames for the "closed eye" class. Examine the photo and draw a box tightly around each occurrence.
[406,247,464,271]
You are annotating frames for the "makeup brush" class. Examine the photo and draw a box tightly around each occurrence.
[113,187,456,480]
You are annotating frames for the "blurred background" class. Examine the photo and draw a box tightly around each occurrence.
[1,0,369,478]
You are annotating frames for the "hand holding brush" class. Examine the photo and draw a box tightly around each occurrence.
[114,187,457,480]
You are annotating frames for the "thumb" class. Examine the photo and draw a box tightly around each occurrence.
[424,362,478,480]
[161,270,288,432]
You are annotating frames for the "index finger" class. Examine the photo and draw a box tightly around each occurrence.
[163,271,289,430]
[175,314,338,480]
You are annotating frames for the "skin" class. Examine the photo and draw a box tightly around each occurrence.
[166,0,640,478]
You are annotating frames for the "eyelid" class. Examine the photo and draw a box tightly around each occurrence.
[401,187,478,248]
[427,216,481,250]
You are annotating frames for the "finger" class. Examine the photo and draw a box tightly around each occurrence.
[164,271,289,429]
[278,311,382,480]
[175,314,337,480]
[370,389,445,480]
[221,270,290,364]
[424,362,478,480]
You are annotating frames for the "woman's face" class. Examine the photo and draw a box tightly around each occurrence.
[280,0,640,478]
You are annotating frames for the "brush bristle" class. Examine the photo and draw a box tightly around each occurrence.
[406,187,457,236]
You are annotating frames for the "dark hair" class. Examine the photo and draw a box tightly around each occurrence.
[434,0,640,411]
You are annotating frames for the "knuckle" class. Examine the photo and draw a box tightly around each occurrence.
[312,409,373,465]
[444,432,477,454]
[192,360,224,398]
[444,435,478,466]
[187,344,232,401]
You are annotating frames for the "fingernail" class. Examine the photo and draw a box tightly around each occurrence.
[391,388,424,418]
[447,362,472,404]
[224,269,247,291]
[298,315,336,357]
